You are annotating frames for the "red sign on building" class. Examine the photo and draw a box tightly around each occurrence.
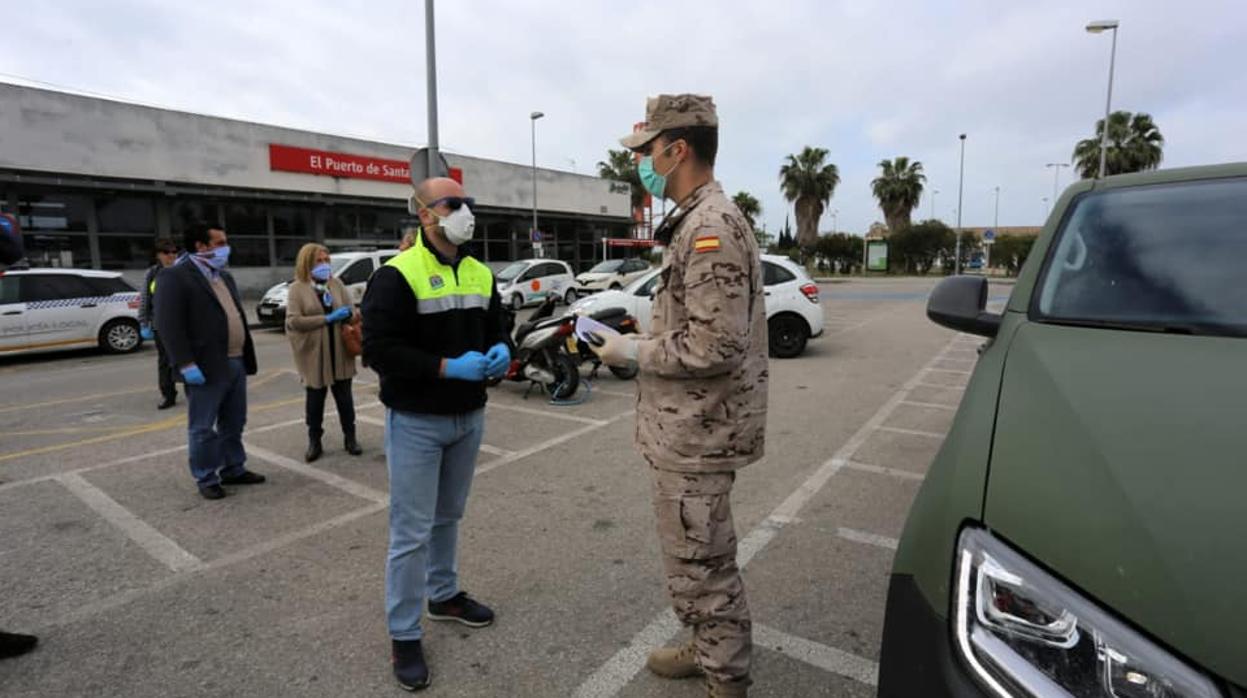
[268,144,461,185]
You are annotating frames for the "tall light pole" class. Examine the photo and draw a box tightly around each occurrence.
[530,111,544,256]
[1042,197,1051,218]
[1086,19,1120,179]
[955,134,966,275]
[831,208,839,233]
[424,0,440,176]
[930,189,940,221]
[991,187,1000,230]
[1045,162,1070,205]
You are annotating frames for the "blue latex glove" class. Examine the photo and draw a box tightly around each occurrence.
[443,351,488,382]
[181,364,206,386]
[484,342,511,379]
[140,325,155,341]
[325,307,352,324]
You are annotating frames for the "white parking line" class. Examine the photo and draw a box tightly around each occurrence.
[914,381,967,391]
[836,527,899,551]
[244,443,388,505]
[573,336,961,697]
[57,472,203,573]
[925,367,972,376]
[486,401,607,426]
[591,388,637,400]
[900,400,958,412]
[841,460,925,482]
[754,623,879,687]
[876,425,946,440]
[478,410,634,475]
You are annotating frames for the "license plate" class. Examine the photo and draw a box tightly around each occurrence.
[566,336,579,353]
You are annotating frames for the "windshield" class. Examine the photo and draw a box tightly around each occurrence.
[624,268,661,294]
[496,262,527,282]
[588,260,624,273]
[328,255,354,274]
[1035,177,1247,338]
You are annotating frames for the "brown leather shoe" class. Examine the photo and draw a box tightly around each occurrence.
[646,642,700,679]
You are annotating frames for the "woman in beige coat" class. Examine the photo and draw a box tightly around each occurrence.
[286,243,362,462]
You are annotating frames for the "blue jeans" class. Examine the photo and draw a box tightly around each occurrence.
[184,357,248,487]
[385,408,485,640]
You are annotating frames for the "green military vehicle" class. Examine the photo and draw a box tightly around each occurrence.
[878,163,1247,697]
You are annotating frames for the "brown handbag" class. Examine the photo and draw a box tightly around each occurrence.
[341,316,363,358]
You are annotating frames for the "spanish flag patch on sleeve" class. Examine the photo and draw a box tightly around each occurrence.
[693,236,721,253]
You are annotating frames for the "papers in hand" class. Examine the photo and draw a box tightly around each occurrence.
[575,315,621,344]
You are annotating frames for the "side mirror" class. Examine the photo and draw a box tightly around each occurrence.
[927,276,1001,337]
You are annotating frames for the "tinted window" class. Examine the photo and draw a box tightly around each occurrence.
[20,275,96,302]
[539,263,567,277]
[589,260,624,273]
[97,197,155,234]
[1036,177,1247,337]
[0,277,18,304]
[379,254,397,266]
[763,262,796,286]
[635,272,661,297]
[497,262,526,282]
[84,277,135,295]
[339,258,375,285]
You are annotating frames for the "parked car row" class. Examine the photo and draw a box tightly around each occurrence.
[0,268,144,356]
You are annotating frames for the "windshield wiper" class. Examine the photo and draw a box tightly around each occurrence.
[1047,317,1247,338]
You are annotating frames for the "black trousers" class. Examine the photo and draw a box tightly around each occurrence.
[306,379,356,439]
[155,332,177,401]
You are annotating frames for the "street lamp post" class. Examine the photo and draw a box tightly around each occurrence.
[992,186,1000,230]
[424,0,440,176]
[930,189,939,221]
[1045,163,1070,205]
[831,208,838,234]
[530,111,544,257]
[1086,19,1120,179]
[955,134,966,275]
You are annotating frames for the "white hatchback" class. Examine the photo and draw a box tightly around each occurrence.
[0,268,144,356]
[569,254,824,358]
[494,259,577,310]
[575,258,653,294]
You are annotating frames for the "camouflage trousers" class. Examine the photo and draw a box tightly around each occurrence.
[649,464,752,685]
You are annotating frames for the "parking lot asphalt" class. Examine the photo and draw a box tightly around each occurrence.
[0,277,1007,697]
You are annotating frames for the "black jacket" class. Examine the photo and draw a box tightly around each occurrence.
[153,260,257,383]
[361,250,506,415]
[0,218,22,266]
[140,264,161,325]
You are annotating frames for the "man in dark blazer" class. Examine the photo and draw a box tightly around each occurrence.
[155,222,266,500]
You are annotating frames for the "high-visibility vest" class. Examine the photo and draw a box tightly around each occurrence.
[385,230,493,315]
[149,277,157,294]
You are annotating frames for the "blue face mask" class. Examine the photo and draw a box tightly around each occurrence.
[198,245,230,271]
[311,262,333,282]
[637,143,681,200]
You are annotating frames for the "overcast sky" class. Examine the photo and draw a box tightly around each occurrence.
[3,0,1245,235]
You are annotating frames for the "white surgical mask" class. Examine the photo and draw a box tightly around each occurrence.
[437,205,476,245]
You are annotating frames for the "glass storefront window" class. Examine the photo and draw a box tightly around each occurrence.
[172,200,222,233]
[21,234,92,268]
[325,208,357,238]
[228,237,270,266]
[17,192,91,232]
[225,202,267,236]
[98,235,157,270]
[275,238,306,264]
[97,197,155,234]
[272,206,312,237]
[360,207,404,240]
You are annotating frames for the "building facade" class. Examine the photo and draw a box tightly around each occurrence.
[0,83,631,291]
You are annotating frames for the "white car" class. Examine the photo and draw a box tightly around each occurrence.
[257,249,401,328]
[569,254,824,358]
[494,259,576,310]
[0,268,144,356]
[575,258,653,294]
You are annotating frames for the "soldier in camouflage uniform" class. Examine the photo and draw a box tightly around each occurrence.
[593,94,768,697]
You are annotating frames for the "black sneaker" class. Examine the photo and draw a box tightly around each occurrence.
[198,484,226,500]
[0,631,38,660]
[392,639,430,691]
[427,591,494,628]
[220,470,266,485]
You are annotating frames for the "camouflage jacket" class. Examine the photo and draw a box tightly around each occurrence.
[635,181,769,472]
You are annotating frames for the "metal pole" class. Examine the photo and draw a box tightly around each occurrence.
[424,0,439,177]
[1098,27,1118,179]
[930,190,938,221]
[993,187,1000,229]
[531,118,538,256]
[955,134,966,275]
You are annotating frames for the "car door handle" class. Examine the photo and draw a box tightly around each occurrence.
[2,310,21,315]
[80,303,98,308]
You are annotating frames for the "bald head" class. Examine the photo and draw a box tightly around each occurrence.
[415,177,465,205]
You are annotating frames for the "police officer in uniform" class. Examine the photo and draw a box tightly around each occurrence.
[594,94,769,697]
[140,238,180,409]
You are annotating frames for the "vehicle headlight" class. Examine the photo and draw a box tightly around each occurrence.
[955,528,1221,698]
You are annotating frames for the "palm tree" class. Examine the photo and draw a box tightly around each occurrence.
[732,191,762,231]
[871,157,925,235]
[1073,111,1164,179]
[779,147,840,258]
[597,148,645,210]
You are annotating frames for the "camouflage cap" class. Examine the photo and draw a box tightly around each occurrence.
[619,94,718,150]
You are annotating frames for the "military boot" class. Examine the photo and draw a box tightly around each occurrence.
[706,677,750,698]
[646,642,700,679]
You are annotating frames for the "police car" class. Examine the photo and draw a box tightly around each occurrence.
[0,268,144,356]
